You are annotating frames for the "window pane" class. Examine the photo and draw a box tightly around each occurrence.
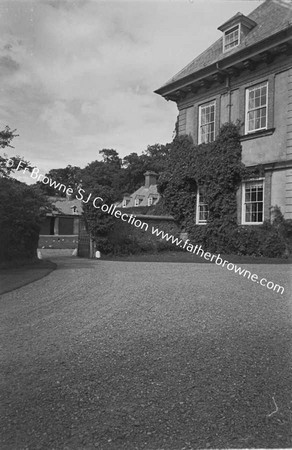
[200,102,215,143]
[224,25,239,51]
[246,83,268,132]
[197,191,209,223]
[244,181,264,223]
[249,110,255,121]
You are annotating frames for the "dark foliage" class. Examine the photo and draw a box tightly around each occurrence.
[0,126,33,178]
[159,124,291,257]
[81,145,171,253]
[0,126,53,263]
[0,178,51,263]
[34,165,82,197]
[121,144,171,194]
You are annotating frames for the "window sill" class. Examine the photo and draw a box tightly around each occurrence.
[240,128,275,142]
[223,43,239,53]
[241,222,264,226]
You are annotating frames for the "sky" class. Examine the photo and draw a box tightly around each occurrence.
[0,0,263,175]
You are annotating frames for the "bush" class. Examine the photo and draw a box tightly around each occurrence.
[0,178,49,263]
[188,219,289,258]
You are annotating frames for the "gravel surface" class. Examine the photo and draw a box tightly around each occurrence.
[0,260,56,295]
[0,255,291,449]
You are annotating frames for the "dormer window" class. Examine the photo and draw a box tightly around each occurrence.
[134,197,143,207]
[148,196,158,206]
[218,13,256,54]
[122,198,130,208]
[224,24,240,52]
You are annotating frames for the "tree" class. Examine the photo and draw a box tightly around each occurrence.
[120,144,171,194]
[82,149,123,198]
[121,152,147,193]
[0,126,50,264]
[0,178,51,262]
[82,184,118,253]
[80,149,124,252]
[99,149,121,167]
[0,126,33,178]
[34,165,82,197]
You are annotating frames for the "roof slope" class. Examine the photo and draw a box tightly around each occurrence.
[48,196,82,215]
[160,0,292,88]
[115,184,160,208]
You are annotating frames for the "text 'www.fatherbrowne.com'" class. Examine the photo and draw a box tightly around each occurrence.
[151,226,285,295]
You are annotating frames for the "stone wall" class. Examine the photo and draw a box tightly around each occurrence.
[38,235,78,249]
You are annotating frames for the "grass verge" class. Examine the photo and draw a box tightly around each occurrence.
[0,260,57,295]
[102,250,292,264]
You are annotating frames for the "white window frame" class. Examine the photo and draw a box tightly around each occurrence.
[198,100,216,144]
[241,179,264,225]
[196,190,209,225]
[148,196,158,206]
[122,198,129,208]
[134,197,143,207]
[245,81,268,134]
[223,23,241,53]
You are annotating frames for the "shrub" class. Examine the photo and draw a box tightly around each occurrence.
[0,178,49,263]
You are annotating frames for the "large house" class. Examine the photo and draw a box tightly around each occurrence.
[155,0,292,225]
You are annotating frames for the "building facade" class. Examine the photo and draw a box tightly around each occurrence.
[39,196,82,249]
[155,0,292,225]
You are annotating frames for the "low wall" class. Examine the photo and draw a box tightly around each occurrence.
[38,235,78,249]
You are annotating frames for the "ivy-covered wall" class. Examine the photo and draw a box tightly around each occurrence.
[158,123,292,258]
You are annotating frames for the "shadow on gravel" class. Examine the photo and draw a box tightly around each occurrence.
[0,260,56,295]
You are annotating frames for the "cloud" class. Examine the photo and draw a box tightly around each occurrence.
[0,0,257,172]
[40,101,80,135]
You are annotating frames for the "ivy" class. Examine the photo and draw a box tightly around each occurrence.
[159,123,244,234]
[159,123,291,257]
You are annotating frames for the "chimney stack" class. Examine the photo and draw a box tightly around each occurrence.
[144,171,158,188]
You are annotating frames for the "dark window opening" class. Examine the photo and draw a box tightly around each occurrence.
[50,217,55,235]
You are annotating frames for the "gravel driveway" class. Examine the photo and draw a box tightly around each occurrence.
[0,255,291,449]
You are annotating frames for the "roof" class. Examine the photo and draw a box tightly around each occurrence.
[217,12,256,32]
[156,0,292,93]
[48,196,83,216]
[116,184,160,208]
